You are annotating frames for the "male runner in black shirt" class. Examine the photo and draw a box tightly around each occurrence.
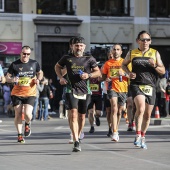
[55,37,101,152]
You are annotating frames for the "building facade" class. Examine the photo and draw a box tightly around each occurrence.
[0,0,170,108]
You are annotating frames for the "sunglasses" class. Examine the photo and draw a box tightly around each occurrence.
[139,38,151,42]
[22,52,30,56]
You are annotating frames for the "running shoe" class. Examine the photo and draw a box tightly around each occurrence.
[80,132,84,140]
[69,134,73,144]
[24,122,31,137]
[127,123,133,131]
[107,128,112,137]
[134,136,141,147]
[89,126,95,133]
[111,132,119,142]
[95,116,100,126]
[72,141,81,152]
[141,137,147,149]
[18,134,25,143]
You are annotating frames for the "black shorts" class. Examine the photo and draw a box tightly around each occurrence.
[130,84,156,105]
[103,93,111,108]
[11,96,36,107]
[66,93,91,114]
[107,90,127,106]
[88,95,103,111]
[127,85,132,97]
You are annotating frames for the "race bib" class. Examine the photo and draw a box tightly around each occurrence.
[139,85,153,96]
[109,68,119,78]
[90,84,99,92]
[73,93,87,100]
[18,77,31,86]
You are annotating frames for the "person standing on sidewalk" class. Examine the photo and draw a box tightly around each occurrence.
[55,37,101,152]
[122,30,165,149]
[5,45,42,143]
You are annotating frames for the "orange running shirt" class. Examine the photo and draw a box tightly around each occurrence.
[7,59,41,97]
[102,58,128,92]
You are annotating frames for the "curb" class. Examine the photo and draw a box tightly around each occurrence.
[150,118,170,125]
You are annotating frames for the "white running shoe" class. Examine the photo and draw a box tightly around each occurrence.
[79,132,84,140]
[141,137,147,149]
[69,134,73,144]
[134,136,141,147]
[111,132,119,142]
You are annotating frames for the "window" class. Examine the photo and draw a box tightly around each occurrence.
[150,0,170,17]
[0,0,19,13]
[91,0,130,16]
[37,0,75,15]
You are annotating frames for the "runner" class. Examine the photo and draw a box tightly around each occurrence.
[55,37,101,152]
[88,76,103,133]
[102,44,128,142]
[5,45,42,143]
[122,30,165,149]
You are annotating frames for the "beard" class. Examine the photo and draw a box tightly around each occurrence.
[74,50,83,56]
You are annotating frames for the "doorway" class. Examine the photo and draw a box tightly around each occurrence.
[41,42,69,110]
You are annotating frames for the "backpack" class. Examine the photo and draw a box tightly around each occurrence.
[166,85,170,95]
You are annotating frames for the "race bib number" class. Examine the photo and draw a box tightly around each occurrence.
[73,93,87,100]
[18,77,31,86]
[139,85,153,96]
[109,68,118,78]
[90,84,99,92]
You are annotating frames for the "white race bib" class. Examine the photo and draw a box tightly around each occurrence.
[73,93,87,100]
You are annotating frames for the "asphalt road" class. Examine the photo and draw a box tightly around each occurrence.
[0,115,170,170]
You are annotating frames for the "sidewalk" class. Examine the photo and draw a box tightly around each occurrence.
[150,116,170,125]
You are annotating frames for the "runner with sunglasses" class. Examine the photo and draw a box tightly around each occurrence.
[5,45,42,143]
[122,30,165,149]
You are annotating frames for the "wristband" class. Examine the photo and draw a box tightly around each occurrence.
[88,73,92,78]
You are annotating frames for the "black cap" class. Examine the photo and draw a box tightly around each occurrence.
[72,37,85,44]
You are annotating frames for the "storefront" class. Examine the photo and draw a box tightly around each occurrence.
[0,42,22,74]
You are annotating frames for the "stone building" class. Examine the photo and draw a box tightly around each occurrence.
[0,0,170,108]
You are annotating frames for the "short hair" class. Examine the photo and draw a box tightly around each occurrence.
[113,43,122,50]
[72,37,85,44]
[22,45,31,50]
[137,30,151,40]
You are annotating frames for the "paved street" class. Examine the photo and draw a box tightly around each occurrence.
[0,115,170,170]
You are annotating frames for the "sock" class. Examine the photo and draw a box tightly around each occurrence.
[141,131,145,137]
[136,131,141,137]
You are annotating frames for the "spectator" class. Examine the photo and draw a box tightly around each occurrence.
[39,77,51,121]
[2,83,11,114]
[48,78,56,112]
[32,78,44,121]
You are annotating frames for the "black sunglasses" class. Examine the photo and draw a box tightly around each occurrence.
[22,52,30,56]
[139,38,151,42]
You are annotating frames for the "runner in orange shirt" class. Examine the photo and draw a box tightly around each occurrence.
[102,44,128,142]
[5,45,42,143]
